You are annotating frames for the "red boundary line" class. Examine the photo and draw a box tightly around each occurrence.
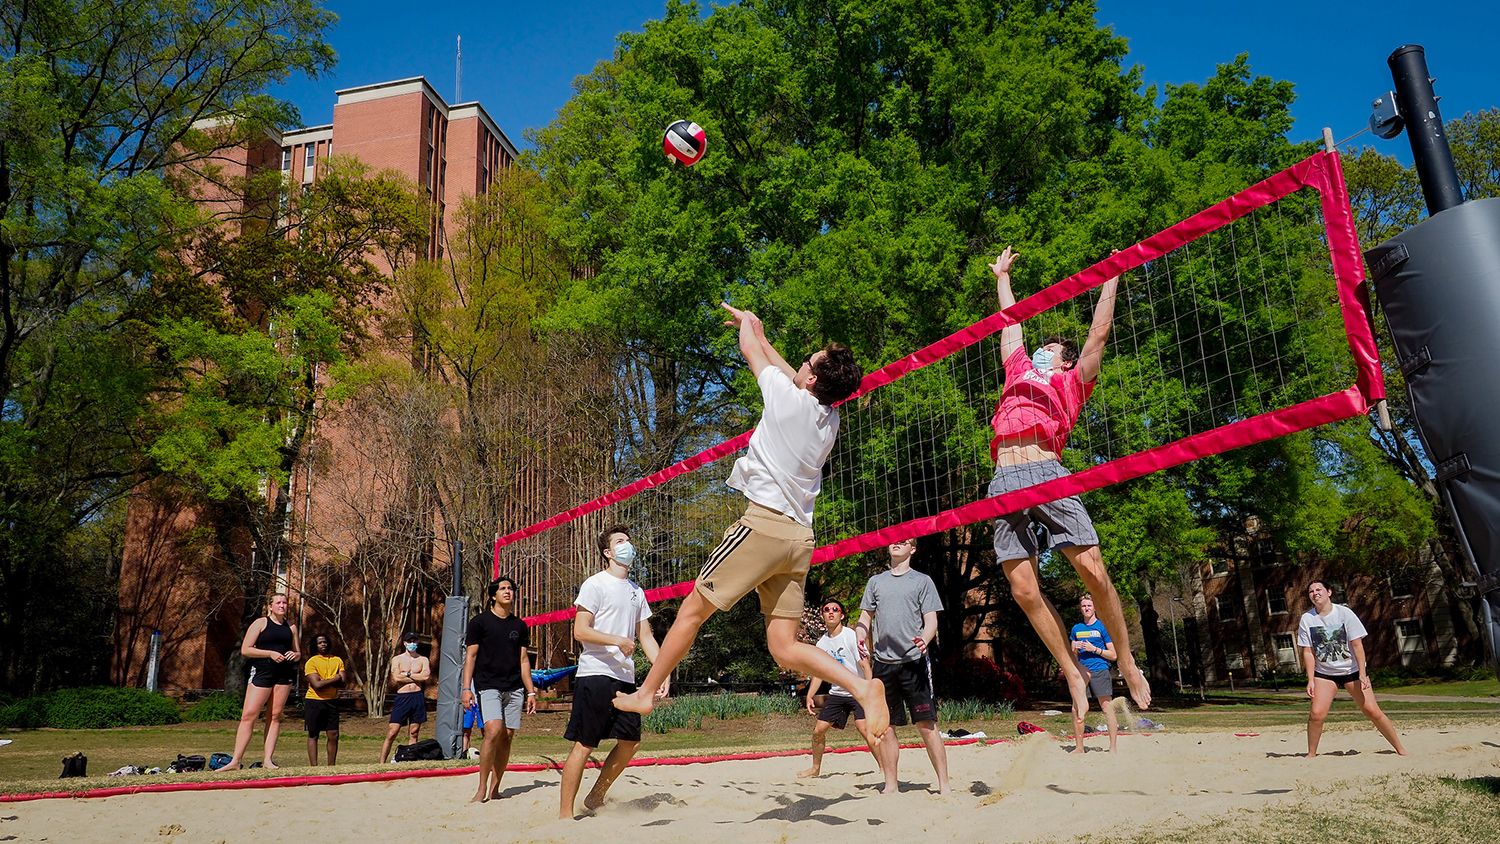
[0,738,994,803]
[508,151,1382,622]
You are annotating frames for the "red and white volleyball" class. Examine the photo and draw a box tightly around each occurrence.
[663,119,707,166]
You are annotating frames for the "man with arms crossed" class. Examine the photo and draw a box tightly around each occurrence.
[303,634,346,765]
[615,303,889,744]
[380,631,430,763]
[987,246,1150,721]
[559,525,668,818]
[856,538,949,795]
[1069,595,1119,753]
[463,577,538,802]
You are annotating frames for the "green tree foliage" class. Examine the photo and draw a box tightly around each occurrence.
[530,0,1451,681]
[0,0,333,694]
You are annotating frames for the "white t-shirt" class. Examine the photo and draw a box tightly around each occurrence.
[1296,603,1368,676]
[574,570,652,682]
[814,627,863,696]
[725,365,839,528]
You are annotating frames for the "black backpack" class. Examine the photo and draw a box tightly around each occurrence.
[393,738,444,762]
[168,754,206,773]
[59,752,87,778]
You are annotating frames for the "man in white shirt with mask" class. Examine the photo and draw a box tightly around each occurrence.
[559,525,666,818]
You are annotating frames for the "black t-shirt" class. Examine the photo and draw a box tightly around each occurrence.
[466,610,529,692]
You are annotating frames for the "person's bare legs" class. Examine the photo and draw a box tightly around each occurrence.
[471,720,512,802]
[379,721,402,763]
[1346,681,1407,755]
[1306,677,1339,758]
[878,726,901,794]
[1003,556,1089,722]
[307,733,319,766]
[914,720,950,794]
[799,720,833,778]
[1062,545,1151,709]
[853,718,884,776]
[582,740,639,812]
[224,684,273,770]
[614,590,717,715]
[325,730,339,765]
[559,742,595,819]
[261,684,290,768]
[764,617,888,743]
[1071,695,1090,754]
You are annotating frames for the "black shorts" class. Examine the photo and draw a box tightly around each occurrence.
[817,694,864,729]
[873,657,938,726]
[248,662,296,688]
[389,690,428,725]
[564,675,642,748]
[1315,670,1361,686]
[304,698,340,736]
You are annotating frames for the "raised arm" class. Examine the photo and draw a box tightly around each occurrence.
[722,303,792,379]
[1074,267,1121,385]
[990,247,1023,360]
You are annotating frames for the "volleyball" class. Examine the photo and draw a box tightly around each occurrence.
[663,119,707,166]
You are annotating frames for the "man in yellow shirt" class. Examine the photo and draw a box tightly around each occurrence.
[303,634,347,765]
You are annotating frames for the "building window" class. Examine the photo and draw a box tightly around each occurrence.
[1215,595,1239,619]
[281,148,291,171]
[1225,653,1245,670]
[302,142,316,182]
[1273,633,1297,665]
[1395,618,1425,655]
[1390,575,1418,600]
[1266,591,1288,615]
[1209,558,1231,577]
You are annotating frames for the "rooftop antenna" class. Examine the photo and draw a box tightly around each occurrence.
[455,35,462,103]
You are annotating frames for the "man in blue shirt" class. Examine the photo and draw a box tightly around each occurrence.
[1069,594,1118,752]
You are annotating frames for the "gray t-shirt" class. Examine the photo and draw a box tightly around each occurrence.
[860,568,944,664]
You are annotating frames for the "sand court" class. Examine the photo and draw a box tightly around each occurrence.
[7,725,1498,843]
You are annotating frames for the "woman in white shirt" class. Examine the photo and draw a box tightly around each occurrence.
[1296,580,1407,758]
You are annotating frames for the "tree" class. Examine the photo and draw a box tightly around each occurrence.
[0,0,334,694]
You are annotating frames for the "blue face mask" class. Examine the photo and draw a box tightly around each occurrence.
[1031,348,1055,372]
[404,642,418,653]
[612,542,637,567]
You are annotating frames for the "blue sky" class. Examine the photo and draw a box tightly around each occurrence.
[274,1,1498,161]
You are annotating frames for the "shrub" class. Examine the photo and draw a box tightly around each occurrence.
[183,692,243,722]
[940,698,1016,722]
[18,687,182,729]
[936,655,1027,703]
[0,696,49,729]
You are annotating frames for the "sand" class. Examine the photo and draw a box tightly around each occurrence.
[6,724,1499,843]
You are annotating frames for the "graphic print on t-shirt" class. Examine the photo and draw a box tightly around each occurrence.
[1309,622,1351,667]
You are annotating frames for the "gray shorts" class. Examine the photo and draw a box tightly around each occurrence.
[477,687,524,730]
[988,459,1099,561]
[1086,667,1114,700]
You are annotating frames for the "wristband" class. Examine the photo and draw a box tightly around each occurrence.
[527,691,537,695]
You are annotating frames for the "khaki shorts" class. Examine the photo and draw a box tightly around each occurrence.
[695,502,814,619]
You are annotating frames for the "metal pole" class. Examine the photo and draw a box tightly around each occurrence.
[1388,45,1463,215]
[1168,599,1183,693]
[146,630,162,692]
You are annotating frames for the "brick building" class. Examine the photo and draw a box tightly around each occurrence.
[1153,520,1473,688]
[113,77,519,695]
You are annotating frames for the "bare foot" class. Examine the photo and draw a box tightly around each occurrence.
[797,766,821,778]
[855,678,889,745]
[470,790,489,804]
[582,792,606,813]
[613,688,656,715]
[263,761,280,770]
[880,782,899,795]
[219,762,242,772]
[1123,665,1152,710]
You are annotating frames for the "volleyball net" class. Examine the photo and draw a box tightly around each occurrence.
[496,150,1383,625]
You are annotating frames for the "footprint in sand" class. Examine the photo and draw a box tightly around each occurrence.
[158,824,185,836]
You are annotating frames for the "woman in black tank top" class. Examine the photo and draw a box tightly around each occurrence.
[224,593,301,770]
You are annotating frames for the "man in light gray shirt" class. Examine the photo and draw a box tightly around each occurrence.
[855,538,949,795]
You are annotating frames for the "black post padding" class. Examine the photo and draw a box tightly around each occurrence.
[1367,198,1500,677]
[1388,45,1464,215]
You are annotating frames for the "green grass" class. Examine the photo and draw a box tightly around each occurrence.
[1379,678,1500,697]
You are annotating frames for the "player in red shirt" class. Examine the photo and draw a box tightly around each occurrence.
[987,246,1151,720]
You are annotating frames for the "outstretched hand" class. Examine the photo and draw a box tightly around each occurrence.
[989,246,1018,277]
[720,301,760,330]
